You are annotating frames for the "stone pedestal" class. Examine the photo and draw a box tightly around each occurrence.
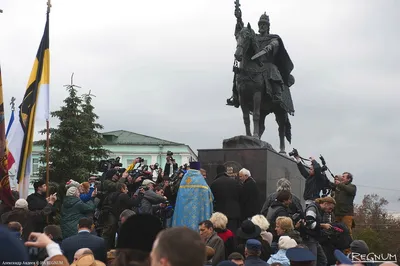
[198,137,306,207]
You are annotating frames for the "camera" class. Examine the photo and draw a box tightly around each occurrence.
[319,155,328,172]
[291,213,302,224]
[288,148,299,157]
[137,157,144,163]
[97,157,122,172]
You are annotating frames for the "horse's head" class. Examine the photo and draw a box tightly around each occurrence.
[234,23,257,62]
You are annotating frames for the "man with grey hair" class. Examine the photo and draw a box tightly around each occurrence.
[261,178,303,217]
[120,209,135,225]
[239,168,260,221]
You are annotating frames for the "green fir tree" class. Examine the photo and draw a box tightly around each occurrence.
[79,90,109,174]
[38,74,108,183]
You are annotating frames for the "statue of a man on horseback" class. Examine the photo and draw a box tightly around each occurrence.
[226,2,296,153]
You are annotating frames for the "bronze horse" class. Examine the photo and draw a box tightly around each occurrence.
[234,23,292,153]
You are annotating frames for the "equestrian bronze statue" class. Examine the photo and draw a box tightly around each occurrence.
[226,2,295,154]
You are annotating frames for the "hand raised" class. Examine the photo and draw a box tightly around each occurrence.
[25,232,53,248]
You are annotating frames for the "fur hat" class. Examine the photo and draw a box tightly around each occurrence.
[66,179,80,189]
[15,199,28,210]
[117,214,163,252]
[66,187,78,197]
[278,236,297,250]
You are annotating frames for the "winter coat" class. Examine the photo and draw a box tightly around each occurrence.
[297,160,323,201]
[27,192,48,211]
[266,201,290,242]
[80,187,95,203]
[210,173,241,220]
[333,182,357,216]
[267,249,290,266]
[261,191,303,217]
[139,190,166,215]
[240,177,260,221]
[102,178,126,194]
[1,203,53,241]
[60,196,95,239]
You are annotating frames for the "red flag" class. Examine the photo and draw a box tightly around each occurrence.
[0,66,16,207]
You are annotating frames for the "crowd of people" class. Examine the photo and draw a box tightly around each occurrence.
[0,154,395,266]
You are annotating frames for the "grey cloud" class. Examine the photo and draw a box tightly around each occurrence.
[2,0,400,211]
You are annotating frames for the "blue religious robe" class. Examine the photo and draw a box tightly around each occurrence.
[172,169,214,231]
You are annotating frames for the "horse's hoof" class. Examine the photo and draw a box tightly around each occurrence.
[279,150,286,154]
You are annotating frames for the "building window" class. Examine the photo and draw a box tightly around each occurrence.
[32,158,39,175]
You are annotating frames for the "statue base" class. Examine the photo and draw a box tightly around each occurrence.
[223,135,276,151]
[198,138,306,206]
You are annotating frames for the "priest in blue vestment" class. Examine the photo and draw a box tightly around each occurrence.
[172,161,214,231]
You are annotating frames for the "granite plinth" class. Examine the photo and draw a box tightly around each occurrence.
[223,135,275,151]
[198,147,306,207]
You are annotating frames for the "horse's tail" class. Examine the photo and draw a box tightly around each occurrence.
[285,114,292,144]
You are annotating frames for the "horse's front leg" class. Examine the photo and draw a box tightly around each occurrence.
[252,91,261,139]
[238,82,251,136]
[275,111,286,154]
[241,104,251,136]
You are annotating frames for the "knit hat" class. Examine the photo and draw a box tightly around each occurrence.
[15,199,28,210]
[66,179,80,189]
[0,225,29,262]
[278,236,297,250]
[66,187,78,196]
[350,240,369,254]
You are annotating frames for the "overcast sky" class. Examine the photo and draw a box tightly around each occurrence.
[1,0,399,210]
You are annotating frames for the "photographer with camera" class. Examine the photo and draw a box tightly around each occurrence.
[163,151,178,178]
[289,149,323,206]
[331,172,357,237]
[139,180,167,215]
[298,197,336,266]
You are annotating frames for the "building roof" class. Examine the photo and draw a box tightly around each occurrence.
[101,130,184,146]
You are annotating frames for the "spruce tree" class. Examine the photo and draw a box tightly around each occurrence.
[38,74,107,183]
[79,90,109,174]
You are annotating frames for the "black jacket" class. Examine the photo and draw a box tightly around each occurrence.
[266,200,290,241]
[163,163,178,178]
[61,231,107,263]
[302,202,323,240]
[240,177,260,221]
[261,191,303,217]
[210,173,241,220]
[333,182,357,216]
[297,160,323,201]
[27,192,48,211]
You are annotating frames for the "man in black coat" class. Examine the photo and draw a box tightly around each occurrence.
[61,217,107,263]
[238,168,260,221]
[210,165,241,233]
[27,180,48,211]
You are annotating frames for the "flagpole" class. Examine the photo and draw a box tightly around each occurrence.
[45,0,51,199]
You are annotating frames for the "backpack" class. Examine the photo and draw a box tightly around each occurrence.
[320,222,352,250]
